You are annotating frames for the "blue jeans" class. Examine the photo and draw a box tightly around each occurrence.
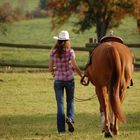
[54,79,75,132]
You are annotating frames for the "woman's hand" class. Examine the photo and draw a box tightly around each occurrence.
[80,75,89,86]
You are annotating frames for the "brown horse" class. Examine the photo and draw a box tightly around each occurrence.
[81,41,134,138]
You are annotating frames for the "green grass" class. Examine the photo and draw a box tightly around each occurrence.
[0,46,139,71]
[0,16,140,46]
[0,47,50,66]
[0,72,140,139]
[112,17,140,44]
[0,18,92,46]
[0,0,140,46]
[0,47,89,69]
[0,1,140,68]
[0,17,140,68]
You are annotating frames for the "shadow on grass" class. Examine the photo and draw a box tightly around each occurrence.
[0,113,100,138]
[0,112,139,138]
[121,112,140,131]
[0,114,56,138]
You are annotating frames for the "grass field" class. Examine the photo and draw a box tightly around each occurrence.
[0,0,140,46]
[0,17,140,46]
[0,14,140,68]
[0,1,140,139]
[0,72,140,140]
[0,46,139,71]
[0,1,140,68]
[0,47,89,69]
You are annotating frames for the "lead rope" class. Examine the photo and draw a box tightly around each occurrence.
[74,75,96,102]
[74,94,96,102]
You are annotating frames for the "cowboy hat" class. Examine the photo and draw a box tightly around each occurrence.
[53,30,70,40]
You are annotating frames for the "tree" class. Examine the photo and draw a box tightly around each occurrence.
[0,1,29,35]
[133,0,140,32]
[47,0,139,41]
[39,0,48,10]
[0,2,12,35]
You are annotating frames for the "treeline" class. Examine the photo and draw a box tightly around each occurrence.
[0,0,49,23]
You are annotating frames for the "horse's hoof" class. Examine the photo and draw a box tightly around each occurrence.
[102,129,105,133]
[104,132,113,138]
[113,130,119,135]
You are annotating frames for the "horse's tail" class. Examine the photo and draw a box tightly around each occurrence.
[109,47,125,122]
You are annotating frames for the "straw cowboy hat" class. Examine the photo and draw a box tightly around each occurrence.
[53,30,70,40]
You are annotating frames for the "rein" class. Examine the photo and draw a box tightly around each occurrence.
[74,94,96,102]
[74,74,96,102]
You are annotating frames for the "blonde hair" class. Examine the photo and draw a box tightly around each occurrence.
[53,40,71,59]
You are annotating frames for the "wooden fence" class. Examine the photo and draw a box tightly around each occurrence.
[0,42,140,50]
[0,42,140,69]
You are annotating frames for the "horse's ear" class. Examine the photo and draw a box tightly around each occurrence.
[80,75,89,86]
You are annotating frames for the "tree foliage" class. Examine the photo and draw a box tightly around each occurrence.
[133,0,140,32]
[0,1,29,35]
[0,2,12,35]
[47,0,140,40]
[39,0,48,10]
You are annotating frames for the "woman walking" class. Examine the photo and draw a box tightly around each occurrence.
[48,30,83,133]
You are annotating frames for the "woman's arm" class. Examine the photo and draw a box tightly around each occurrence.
[71,58,83,78]
[48,59,54,72]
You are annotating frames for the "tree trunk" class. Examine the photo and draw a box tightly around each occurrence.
[96,21,108,42]
[137,18,140,32]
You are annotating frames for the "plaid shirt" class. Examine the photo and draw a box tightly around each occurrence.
[50,49,75,81]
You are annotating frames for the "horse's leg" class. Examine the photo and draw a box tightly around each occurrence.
[113,86,126,135]
[100,107,105,133]
[109,107,115,132]
[96,87,105,132]
[112,116,119,135]
[96,86,113,138]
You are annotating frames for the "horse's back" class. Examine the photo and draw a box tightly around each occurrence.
[91,42,133,85]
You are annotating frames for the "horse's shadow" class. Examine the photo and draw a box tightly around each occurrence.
[121,112,140,131]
